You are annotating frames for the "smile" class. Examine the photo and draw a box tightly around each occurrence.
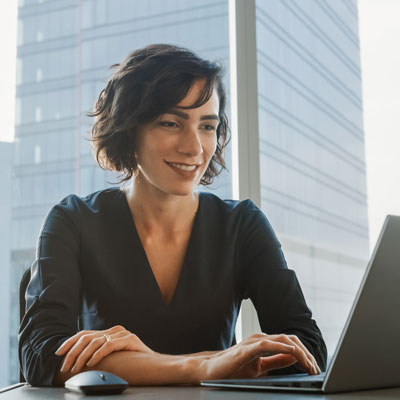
[165,161,199,171]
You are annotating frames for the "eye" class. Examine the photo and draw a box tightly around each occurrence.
[159,121,179,128]
[202,124,217,132]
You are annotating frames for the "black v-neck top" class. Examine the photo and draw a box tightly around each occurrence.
[19,188,327,386]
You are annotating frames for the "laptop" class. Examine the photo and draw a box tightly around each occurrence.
[202,215,400,393]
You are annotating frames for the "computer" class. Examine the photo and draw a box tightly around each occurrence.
[202,215,400,393]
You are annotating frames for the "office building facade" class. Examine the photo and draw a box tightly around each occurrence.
[254,0,369,351]
[0,142,13,388]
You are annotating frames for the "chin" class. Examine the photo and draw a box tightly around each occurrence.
[165,184,197,197]
[168,188,195,197]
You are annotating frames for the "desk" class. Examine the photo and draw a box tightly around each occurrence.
[2,384,400,399]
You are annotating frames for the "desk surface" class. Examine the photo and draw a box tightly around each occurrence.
[3,384,400,400]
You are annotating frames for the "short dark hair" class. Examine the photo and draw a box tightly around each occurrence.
[88,43,230,185]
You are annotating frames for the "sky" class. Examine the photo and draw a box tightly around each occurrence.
[0,1,399,249]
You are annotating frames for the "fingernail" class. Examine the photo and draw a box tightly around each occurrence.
[312,364,317,374]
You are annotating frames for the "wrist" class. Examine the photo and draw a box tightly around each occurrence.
[184,356,207,385]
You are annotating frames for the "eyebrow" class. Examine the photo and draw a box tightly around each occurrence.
[164,109,220,122]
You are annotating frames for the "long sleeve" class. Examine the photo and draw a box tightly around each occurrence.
[239,200,327,373]
[19,196,82,386]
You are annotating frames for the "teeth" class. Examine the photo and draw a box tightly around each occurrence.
[168,162,197,171]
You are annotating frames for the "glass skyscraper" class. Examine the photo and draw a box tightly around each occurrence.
[6,0,368,385]
[255,0,368,352]
[0,141,13,387]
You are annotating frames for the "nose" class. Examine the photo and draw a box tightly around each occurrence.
[177,126,203,157]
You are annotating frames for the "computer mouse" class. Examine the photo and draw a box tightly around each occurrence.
[65,370,128,395]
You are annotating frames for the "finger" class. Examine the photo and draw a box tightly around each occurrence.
[241,333,268,344]
[229,357,262,379]
[105,331,153,354]
[269,335,314,374]
[259,354,298,374]
[86,332,152,367]
[241,334,314,375]
[76,331,129,369]
[229,342,296,379]
[287,335,320,374]
[55,330,93,356]
[86,336,131,367]
[58,327,129,370]
[106,325,126,334]
[237,339,296,367]
[85,331,148,368]
[291,337,320,374]
[71,336,107,373]
[60,332,102,372]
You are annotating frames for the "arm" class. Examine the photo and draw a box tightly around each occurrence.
[53,333,305,385]
[239,201,327,373]
[248,266,327,373]
[54,351,199,386]
[19,198,82,386]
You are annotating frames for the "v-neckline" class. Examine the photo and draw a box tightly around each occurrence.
[120,189,202,307]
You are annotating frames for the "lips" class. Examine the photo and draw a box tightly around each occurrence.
[165,161,201,177]
[165,161,198,171]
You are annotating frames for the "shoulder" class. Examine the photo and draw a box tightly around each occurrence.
[54,187,123,214]
[199,191,266,224]
[199,191,280,247]
[43,187,123,229]
[199,191,257,215]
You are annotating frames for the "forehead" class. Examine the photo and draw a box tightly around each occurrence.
[164,108,220,122]
[176,80,219,111]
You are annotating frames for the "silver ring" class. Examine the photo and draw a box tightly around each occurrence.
[104,334,112,342]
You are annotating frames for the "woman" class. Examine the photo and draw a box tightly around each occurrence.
[19,44,327,386]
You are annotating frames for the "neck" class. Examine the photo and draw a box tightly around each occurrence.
[123,178,199,236]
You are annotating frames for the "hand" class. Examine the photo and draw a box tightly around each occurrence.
[55,325,154,374]
[197,333,321,382]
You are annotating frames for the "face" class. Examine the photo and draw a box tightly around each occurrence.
[134,79,219,197]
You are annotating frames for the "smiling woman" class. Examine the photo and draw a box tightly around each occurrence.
[89,44,229,187]
[133,81,220,198]
[18,44,327,387]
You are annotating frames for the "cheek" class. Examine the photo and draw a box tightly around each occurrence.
[203,135,218,159]
[138,134,174,161]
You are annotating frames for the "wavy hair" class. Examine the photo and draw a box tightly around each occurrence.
[88,43,230,185]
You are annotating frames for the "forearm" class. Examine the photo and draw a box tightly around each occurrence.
[181,350,221,358]
[53,351,201,386]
